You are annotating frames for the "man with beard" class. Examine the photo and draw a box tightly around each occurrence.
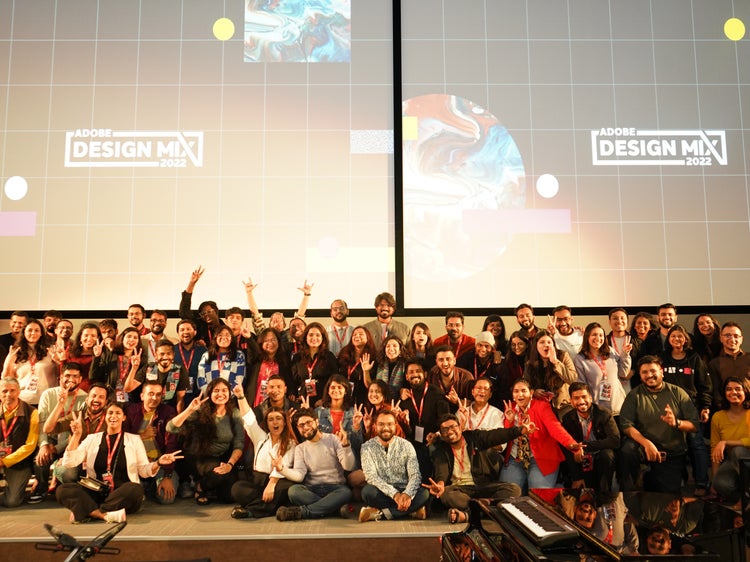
[124,382,180,504]
[547,305,583,358]
[141,310,173,363]
[618,356,699,494]
[363,292,410,350]
[98,319,118,352]
[274,407,355,521]
[708,321,750,410]
[42,310,63,346]
[401,358,451,480]
[421,412,529,524]
[31,362,88,502]
[433,312,476,360]
[127,304,150,336]
[42,382,109,485]
[514,303,541,340]
[53,319,75,358]
[457,332,503,390]
[326,299,353,357]
[429,346,474,409]
[561,382,620,493]
[358,410,429,522]
[0,311,28,357]
[173,319,206,407]
[640,303,677,358]
[129,340,187,412]
[0,377,39,508]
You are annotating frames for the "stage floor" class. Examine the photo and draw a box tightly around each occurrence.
[0,496,455,561]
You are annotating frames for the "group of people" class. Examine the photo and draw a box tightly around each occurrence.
[0,272,748,533]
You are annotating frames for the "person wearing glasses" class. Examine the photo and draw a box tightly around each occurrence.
[326,300,353,357]
[708,322,750,411]
[422,412,531,524]
[273,407,355,521]
[432,312,476,360]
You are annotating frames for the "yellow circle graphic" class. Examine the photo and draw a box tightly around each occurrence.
[213,18,235,41]
[724,18,745,41]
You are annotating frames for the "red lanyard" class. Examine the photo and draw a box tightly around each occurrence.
[452,335,465,357]
[473,357,489,379]
[409,383,428,424]
[332,326,348,347]
[106,432,123,472]
[347,360,360,380]
[1,410,19,442]
[306,355,319,377]
[117,356,130,383]
[468,404,490,430]
[85,414,105,435]
[451,441,467,474]
[148,338,157,360]
[592,355,609,380]
[178,345,195,370]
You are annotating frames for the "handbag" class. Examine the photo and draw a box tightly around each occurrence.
[78,476,110,501]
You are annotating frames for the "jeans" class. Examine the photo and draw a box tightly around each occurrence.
[686,429,710,488]
[499,457,558,494]
[617,438,685,494]
[288,483,352,518]
[361,484,430,519]
[713,446,750,503]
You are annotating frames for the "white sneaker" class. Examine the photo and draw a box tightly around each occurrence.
[104,508,126,523]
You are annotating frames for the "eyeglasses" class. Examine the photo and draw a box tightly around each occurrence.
[439,423,460,434]
[297,420,316,428]
[722,333,742,340]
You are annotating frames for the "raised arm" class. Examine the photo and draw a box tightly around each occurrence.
[294,280,314,318]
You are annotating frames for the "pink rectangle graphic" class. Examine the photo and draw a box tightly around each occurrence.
[463,209,571,234]
[0,211,37,236]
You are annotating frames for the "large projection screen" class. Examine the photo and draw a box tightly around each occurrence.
[400,0,750,309]
[0,0,395,312]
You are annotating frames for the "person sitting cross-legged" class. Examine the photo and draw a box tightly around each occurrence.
[274,407,355,521]
[358,410,430,522]
[422,413,532,524]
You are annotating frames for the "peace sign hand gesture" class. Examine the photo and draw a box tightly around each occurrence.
[503,400,516,424]
[130,348,142,368]
[70,410,83,437]
[190,266,205,285]
[352,403,364,431]
[622,335,633,356]
[93,338,104,357]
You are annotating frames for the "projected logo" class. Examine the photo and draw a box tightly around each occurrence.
[64,130,204,168]
[591,128,728,166]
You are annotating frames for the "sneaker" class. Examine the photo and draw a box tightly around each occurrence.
[358,506,382,523]
[231,505,250,519]
[410,506,427,520]
[28,492,46,504]
[693,487,708,498]
[339,503,354,518]
[104,508,127,523]
[276,505,303,521]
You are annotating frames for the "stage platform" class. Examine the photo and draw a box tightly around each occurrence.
[0,497,455,561]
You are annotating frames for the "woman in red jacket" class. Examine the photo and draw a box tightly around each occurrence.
[500,379,580,493]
